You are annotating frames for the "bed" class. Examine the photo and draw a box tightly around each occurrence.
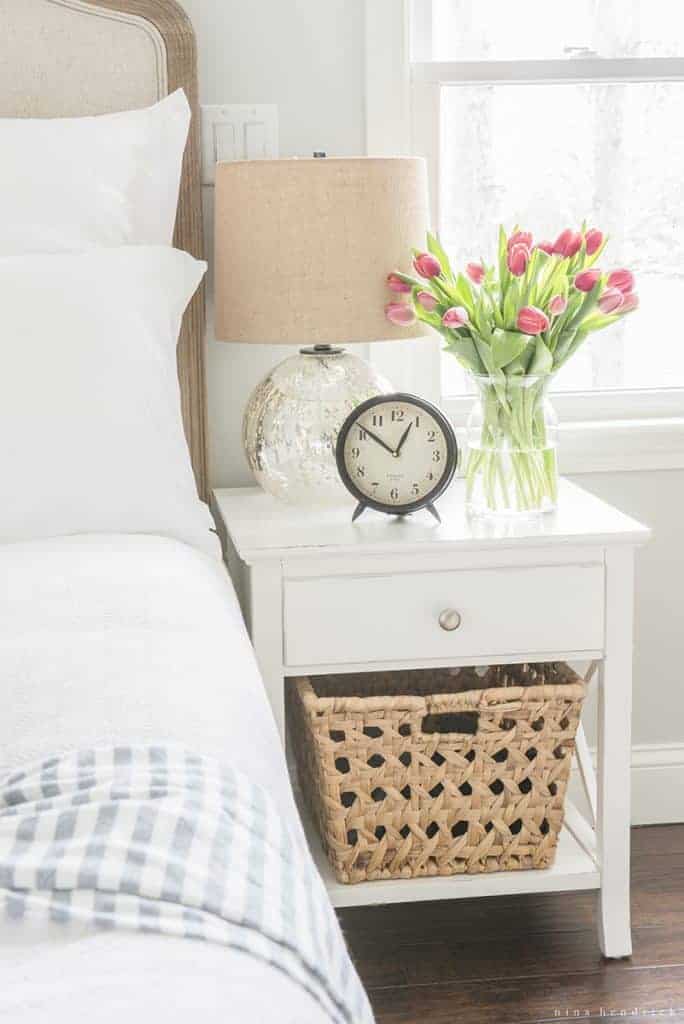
[0,535,331,1023]
[0,4,371,1021]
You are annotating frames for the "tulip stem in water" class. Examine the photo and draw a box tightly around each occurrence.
[465,376,557,516]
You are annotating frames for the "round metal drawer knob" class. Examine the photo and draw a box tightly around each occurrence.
[438,609,462,632]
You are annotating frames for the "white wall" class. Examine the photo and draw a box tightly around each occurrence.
[178,0,366,486]
[568,468,684,823]
[179,0,684,807]
[569,470,684,745]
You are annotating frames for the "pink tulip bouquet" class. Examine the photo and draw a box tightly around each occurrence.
[386,226,638,515]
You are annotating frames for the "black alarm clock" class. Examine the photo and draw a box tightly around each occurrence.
[336,393,458,522]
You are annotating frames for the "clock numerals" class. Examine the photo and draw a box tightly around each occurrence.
[356,465,366,478]
[358,429,367,441]
[372,414,383,427]
[350,447,360,459]
[411,483,420,496]
[389,487,399,502]
[391,408,405,422]
[432,450,441,462]
[427,430,436,443]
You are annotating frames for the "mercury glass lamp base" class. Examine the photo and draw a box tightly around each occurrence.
[243,347,392,505]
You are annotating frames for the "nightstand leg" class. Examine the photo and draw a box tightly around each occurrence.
[597,547,634,959]
[247,562,286,745]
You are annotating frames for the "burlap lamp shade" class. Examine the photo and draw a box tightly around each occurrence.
[214,157,429,345]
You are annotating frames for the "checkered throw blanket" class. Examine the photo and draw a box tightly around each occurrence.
[0,747,373,1024]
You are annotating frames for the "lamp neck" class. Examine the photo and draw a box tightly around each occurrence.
[299,344,346,356]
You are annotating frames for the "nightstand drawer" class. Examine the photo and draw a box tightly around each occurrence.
[283,564,604,667]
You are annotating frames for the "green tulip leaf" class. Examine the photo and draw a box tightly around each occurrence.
[580,311,621,334]
[491,329,529,370]
[567,279,602,330]
[503,279,520,330]
[505,337,536,375]
[427,231,456,282]
[414,308,443,330]
[497,224,509,290]
[470,332,495,375]
[444,336,486,374]
[528,336,554,376]
[526,249,549,307]
[554,329,577,366]
[452,273,475,311]
[430,276,457,305]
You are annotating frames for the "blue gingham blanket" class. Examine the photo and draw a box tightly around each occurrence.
[0,747,373,1024]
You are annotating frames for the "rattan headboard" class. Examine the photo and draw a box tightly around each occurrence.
[0,0,208,498]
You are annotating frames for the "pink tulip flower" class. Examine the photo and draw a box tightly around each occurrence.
[567,233,583,258]
[386,272,412,294]
[508,230,533,251]
[413,252,442,279]
[607,268,634,294]
[507,242,530,277]
[442,306,469,328]
[385,302,416,327]
[517,306,549,335]
[574,268,602,293]
[553,228,582,258]
[598,287,624,315]
[466,261,485,285]
[620,292,639,313]
[552,228,573,255]
[416,290,439,312]
[585,228,604,256]
[549,294,568,316]
[535,240,555,255]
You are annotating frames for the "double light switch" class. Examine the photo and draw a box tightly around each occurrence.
[201,104,279,185]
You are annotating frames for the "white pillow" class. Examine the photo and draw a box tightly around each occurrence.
[0,247,217,557]
[0,90,190,254]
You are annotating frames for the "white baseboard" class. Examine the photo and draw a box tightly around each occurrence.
[569,743,684,826]
[630,744,684,825]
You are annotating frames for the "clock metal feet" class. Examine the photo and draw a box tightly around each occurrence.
[426,502,441,524]
[352,500,442,524]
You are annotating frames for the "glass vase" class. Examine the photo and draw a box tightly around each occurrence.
[465,374,558,517]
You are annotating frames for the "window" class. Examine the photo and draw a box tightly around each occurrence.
[375,0,684,427]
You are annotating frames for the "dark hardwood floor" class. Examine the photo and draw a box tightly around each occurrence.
[340,824,684,1024]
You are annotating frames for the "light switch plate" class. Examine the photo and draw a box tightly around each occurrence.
[201,104,279,186]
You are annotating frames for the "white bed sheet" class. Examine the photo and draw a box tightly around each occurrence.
[0,534,326,1023]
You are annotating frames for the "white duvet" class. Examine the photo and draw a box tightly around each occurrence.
[0,535,326,1023]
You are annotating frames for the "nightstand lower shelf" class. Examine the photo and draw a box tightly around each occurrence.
[296,789,600,909]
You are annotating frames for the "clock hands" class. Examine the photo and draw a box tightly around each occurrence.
[360,420,413,458]
[395,422,413,455]
[360,424,397,457]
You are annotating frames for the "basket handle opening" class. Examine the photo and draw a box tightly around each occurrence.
[421,711,479,736]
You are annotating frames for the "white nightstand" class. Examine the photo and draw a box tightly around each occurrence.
[212,479,650,958]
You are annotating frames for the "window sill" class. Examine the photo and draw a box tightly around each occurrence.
[451,417,684,476]
[556,417,684,474]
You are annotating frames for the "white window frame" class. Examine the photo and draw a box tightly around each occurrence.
[365,0,684,472]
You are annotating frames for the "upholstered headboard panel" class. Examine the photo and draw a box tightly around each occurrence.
[0,0,208,498]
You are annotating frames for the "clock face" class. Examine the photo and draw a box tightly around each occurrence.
[337,394,457,514]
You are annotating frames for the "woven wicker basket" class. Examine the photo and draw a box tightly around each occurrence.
[288,664,587,884]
